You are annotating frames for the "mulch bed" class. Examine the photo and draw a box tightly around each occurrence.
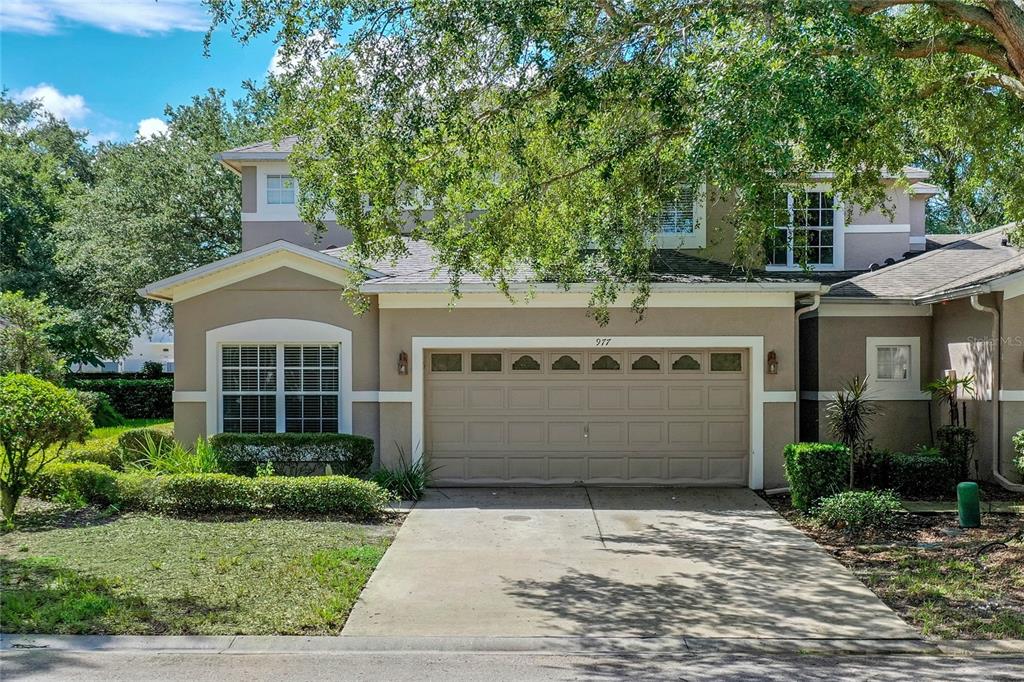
[762,491,1024,639]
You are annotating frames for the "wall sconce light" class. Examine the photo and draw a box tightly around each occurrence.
[397,351,409,375]
[766,350,779,375]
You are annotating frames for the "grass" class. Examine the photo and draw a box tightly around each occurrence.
[763,492,1024,640]
[88,419,172,441]
[0,506,397,634]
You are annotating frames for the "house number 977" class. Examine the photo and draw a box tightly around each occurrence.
[595,338,612,347]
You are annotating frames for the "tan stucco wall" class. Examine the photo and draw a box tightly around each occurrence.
[376,304,798,488]
[172,266,380,446]
[242,220,355,251]
[844,233,911,270]
[805,313,933,454]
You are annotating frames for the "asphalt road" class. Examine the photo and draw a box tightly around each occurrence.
[3,651,1023,681]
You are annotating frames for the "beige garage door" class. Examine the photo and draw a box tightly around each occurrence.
[425,348,749,485]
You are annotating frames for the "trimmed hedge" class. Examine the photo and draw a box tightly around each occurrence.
[783,442,851,511]
[887,451,956,498]
[29,463,393,518]
[72,390,125,427]
[211,432,374,477]
[62,436,125,470]
[65,378,173,419]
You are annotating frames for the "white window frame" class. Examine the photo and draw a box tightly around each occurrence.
[865,336,924,400]
[766,186,845,271]
[266,174,296,205]
[655,183,707,249]
[204,319,353,436]
[218,343,342,434]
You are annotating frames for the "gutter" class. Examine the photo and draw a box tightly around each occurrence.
[360,280,827,295]
[970,294,1024,492]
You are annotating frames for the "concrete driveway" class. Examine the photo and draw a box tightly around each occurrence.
[343,487,917,639]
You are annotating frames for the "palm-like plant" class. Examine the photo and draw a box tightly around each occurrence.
[826,376,880,488]
[925,374,975,427]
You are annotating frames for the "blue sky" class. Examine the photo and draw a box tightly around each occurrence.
[1,1,280,144]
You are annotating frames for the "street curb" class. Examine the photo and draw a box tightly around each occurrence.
[937,640,1024,656]
[0,634,946,656]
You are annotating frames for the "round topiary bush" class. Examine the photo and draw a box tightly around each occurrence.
[0,374,93,524]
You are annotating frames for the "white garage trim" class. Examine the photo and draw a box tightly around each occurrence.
[204,319,353,436]
[352,390,415,402]
[411,336,769,489]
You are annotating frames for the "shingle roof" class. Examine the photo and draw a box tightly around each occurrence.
[826,225,1023,302]
[218,136,299,156]
[322,238,819,289]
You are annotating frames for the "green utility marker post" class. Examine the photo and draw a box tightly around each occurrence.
[957,482,981,528]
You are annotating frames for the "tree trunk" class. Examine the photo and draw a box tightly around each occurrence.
[0,485,18,527]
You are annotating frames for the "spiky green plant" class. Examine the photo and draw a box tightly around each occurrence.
[826,376,880,488]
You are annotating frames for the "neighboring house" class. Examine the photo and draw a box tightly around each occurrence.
[73,324,175,374]
[138,137,1024,489]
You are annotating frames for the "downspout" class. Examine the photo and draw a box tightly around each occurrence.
[768,293,822,496]
[970,294,1024,492]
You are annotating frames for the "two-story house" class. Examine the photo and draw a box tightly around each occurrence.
[140,137,1024,490]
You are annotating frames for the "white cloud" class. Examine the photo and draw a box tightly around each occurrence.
[136,117,170,140]
[12,83,89,122]
[0,0,208,36]
[268,31,337,78]
[87,130,122,146]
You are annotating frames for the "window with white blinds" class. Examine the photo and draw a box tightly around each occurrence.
[221,345,277,433]
[220,343,341,434]
[659,185,695,234]
[284,345,339,433]
[876,345,911,381]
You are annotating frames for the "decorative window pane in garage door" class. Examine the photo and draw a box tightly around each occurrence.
[221,344,277,433]
[284,345,339,433]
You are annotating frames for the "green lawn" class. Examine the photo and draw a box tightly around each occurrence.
[1,507,397,634]
[88,419,173,441]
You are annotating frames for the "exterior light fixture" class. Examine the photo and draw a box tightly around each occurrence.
[398,351,409,375]
[766,350,779,375]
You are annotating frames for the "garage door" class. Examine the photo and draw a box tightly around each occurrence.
[425,348,749,485]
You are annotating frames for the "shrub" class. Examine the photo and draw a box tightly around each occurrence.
[117,426,174,459]
[936,425,977,480]
[1015,430,1024,479]
[0,374,93,524]
[62,437,125,470]
[211,432,374,477]
[28,465,393,518]
[65,378,173,419]
[887,450,956,497]
[140,361,164,379]
[783,442,851,511]
[371,445,436,500]
[825,376,879,487]
[72,390,125,428]
[28,462,120,506]
[813,490,903,535]
[125,435,221,475]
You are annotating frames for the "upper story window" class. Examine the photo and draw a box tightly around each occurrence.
[659,186,695,235]
[767,190,841,268]
[267,175,296,205]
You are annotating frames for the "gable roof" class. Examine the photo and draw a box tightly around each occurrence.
[324,238,823,293]
[138,240,375,302]
[825,224,1023,303]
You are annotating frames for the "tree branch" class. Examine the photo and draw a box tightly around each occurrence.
[850,0,1003,38]
[917,69,1024,99]
[893,36,1012,73]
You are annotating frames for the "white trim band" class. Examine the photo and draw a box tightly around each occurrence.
[172,391,207,403]
[352,390,414,403]
[1000,390,1024,402]
[844,224,911,234]
[801,390,930,402]
[762,391,798,403]
[813,303,932,317]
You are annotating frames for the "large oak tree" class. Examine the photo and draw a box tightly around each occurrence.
[206,0,1024,313]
